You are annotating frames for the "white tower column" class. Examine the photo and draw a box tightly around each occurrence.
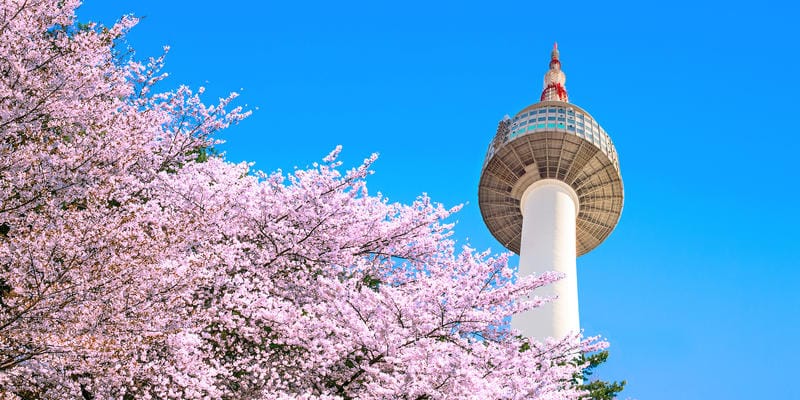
[512,179,580,340]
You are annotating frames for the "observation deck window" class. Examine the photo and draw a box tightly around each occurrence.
[487,108,617,172]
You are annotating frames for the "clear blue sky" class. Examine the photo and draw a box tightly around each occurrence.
[79,1,799,398]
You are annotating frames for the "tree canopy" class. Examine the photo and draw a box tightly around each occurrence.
[0,1,606,398]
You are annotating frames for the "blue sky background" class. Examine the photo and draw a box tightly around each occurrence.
[79,1,799,398]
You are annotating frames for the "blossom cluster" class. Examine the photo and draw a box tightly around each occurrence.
[0,1,603,398]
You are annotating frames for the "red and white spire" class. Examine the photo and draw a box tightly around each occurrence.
[540,42,569,102]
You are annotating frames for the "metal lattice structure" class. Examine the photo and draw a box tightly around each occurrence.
[478,45,623,256]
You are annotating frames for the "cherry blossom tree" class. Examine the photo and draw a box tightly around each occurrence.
[0,1,604,398]
[150,152,605,400]
[0,0,245,396]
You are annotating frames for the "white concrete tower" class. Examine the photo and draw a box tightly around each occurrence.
[478,43,623,340]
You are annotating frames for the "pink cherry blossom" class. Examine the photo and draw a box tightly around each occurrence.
[0,1,604,398]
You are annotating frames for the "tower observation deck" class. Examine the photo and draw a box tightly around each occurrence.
[478,44,623,340]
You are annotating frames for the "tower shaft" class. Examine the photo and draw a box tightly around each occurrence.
[513,179,580,339]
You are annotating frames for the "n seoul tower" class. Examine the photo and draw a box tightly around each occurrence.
[478,43,623,340]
